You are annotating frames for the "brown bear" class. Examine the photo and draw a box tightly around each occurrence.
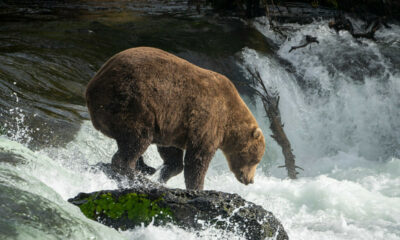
[86,47,265,190]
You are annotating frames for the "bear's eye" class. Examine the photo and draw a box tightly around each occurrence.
[252,159,260,164]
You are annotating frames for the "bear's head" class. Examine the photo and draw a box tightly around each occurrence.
[224,127,265,185]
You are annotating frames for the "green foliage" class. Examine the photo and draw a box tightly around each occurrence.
[0,125,6,136]
[78,193,173,225]
[311,0,319,8]
[325,0,338,8]
[206,0,240,10]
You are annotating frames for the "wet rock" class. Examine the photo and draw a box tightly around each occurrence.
[266,2,339,24]
[69,165,288,240]
[0,152,26,166]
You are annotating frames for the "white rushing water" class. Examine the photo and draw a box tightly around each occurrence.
[0,18,399,240]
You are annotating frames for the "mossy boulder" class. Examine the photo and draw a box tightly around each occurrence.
[69,175,288,239]
[69,187,288,239]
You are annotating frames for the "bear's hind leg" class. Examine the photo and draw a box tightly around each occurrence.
[157,146,184,183]
[111,136,152,177]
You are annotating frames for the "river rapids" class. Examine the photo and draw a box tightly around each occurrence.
[0,7,399,240]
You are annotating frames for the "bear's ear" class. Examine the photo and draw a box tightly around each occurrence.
[252,128,262,139]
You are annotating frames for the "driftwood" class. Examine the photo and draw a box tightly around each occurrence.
[289,35,319,52]
[246,68,302,179]
[329,16,389,40]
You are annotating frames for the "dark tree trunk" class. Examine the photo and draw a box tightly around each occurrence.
[246,68,301,179]
[246,0,261,18]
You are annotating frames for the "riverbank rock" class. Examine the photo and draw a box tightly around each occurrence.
[69,187,288,240]
[69,164,288,240]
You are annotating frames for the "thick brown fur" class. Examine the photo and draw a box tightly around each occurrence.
[86,47,265,190]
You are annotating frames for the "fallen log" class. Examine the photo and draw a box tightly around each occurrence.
[328,15,389,40]
[246,68,302,179]
[72,163,289,240]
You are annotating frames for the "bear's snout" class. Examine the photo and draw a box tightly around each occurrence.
[240,176,254,185]
[238,170,255,185]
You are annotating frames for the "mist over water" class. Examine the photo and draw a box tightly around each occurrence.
[0,12,399,240]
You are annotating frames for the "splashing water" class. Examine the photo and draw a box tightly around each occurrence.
[3,93,34,144]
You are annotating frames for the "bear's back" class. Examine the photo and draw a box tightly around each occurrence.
[87,47,235,100]
[85,47,252,147]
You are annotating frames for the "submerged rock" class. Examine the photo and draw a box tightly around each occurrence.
[69,166,288,240]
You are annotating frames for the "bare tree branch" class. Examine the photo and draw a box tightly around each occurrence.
[246,67,302,179]
[289,35,319,53]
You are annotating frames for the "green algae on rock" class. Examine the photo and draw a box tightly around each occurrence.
[75,192,173,230]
